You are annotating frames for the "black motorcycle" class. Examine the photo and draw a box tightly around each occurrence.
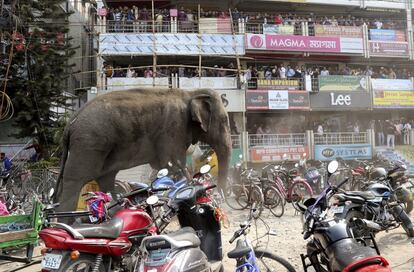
[299,160,391,272]
[333,166,414,238]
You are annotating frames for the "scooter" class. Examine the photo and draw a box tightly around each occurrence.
[299,160,392,272]
[139,183,224,272]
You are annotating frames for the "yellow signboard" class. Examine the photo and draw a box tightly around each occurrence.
[373,90,414,107]
[76,180,100,210]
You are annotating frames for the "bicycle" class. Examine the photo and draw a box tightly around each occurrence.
[265,163,313,212]
[227,207,296,272]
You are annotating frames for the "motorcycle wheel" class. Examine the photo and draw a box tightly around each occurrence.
[56,254,106,272]
[394,208,414,237]
[345,210,370,239]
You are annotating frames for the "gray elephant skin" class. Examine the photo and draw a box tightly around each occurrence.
[55,88,232,212]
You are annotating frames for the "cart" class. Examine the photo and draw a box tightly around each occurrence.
[0,198,43,264]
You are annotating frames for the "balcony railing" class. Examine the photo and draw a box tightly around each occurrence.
[249,133,307,147]
[314,132,369,145]
[199,134,241,150]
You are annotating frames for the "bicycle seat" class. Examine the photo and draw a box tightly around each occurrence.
[227,240,251,259]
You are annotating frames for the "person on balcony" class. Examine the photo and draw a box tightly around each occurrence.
[155,11,163,32]
[140,8,149,32]
[287,65,295,79]
[388,68,397,79]
[114,8,122,32]
[126,65,135,78]
[133,6,139,32]
[320,67,329,76]
[279,65,286,79]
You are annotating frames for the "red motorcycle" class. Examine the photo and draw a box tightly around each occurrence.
[39,186,168,272]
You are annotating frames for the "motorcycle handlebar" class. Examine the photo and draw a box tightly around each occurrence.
[336,178,350,190]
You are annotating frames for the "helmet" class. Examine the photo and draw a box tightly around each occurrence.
[369,167,387,180]
[368,183,391,197]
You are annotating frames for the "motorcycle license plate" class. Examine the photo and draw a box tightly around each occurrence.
[41,253,62,269]
[330,206,344,214]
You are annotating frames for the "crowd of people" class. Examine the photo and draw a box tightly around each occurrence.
[102,5,405,33]
[374,119,413,148]
[245,64,413,81]
[103,63,237,78]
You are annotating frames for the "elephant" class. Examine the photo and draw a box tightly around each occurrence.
[55,88,232,213]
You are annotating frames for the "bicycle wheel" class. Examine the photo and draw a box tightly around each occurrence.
[238,184,263,218]
[290,181,313,212]
[254,249,296,272]
[263,186,285,217]
[225,184,249,210]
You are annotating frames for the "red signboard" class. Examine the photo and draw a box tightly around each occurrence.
[246,90,310,110]
[369,41,409,57]
[250,146,309,162]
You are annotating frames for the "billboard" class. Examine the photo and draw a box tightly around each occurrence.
[371,79,414,108]
[369,41,408,57]
[246,34,363,54]
[318,75,367,92]
[314,25,362,38]
[263,24,294,35]
[310,91,372,110]
[250,146,308,162]
[369,29,406,42]
[314,144,372,161]
[257,79,299,90]
[246,90,309,110]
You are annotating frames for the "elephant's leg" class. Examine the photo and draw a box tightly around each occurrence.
[56,149,109,213]
[96,171,117,195]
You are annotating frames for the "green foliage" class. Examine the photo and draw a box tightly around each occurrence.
[27,157,60,170]
[6,0,76,157]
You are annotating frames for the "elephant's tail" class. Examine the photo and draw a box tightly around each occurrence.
[54,125,70,202]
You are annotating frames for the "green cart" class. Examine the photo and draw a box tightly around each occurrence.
[0,198,43,264]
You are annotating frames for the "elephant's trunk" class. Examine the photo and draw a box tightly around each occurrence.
[214,134,232,192]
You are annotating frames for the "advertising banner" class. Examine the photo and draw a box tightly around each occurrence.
[371,79,414,108]
[310,91,372,110]
[319,76,368,92]
[314,25,362,38]
[246,34,362,54]
[199,18,232,34]
[246,90,309,110]
[257,79,299,90]
[179,77,237,89]
[314,144,372,161]
[100,33,245,56]
[250,146,308,162]
[369,29,406,42]
[369,41,408,57]
[263,24,294,35]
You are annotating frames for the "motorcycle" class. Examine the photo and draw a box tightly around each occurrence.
[332,165,414,238]
[139,183,223,272]
[297,153,322,194]
[299,160,392,272]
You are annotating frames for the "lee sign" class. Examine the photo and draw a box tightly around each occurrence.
[330,93,351,106]
[314,144,372,161]
[309,91,371,110]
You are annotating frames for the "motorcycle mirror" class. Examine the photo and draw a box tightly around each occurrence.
[295,163,299,168]
[327,160,339,174]
[48,187,55,199]
[282,153,288,160]
[239,154,243,159]
[146,195,159,206]
[200,164,211,175]
[157,168,169,178]
[207,156,212,162]
[168,161,173,167]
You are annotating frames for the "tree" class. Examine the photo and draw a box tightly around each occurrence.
[5,0,76,157]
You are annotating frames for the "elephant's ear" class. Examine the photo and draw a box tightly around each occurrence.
[190,95,211,132]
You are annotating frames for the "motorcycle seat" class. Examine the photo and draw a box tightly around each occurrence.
[336,191,376,203]
[71,217,123,239]
[227,240,251,259]
[166,227,201,248]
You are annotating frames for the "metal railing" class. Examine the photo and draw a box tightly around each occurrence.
[199,134,241,150]
[314,132,369,145]
[249,133,306,147]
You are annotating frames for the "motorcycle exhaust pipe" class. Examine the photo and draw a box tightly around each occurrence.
[353,218,382,232]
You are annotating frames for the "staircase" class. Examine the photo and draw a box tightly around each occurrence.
[375,147,414,177]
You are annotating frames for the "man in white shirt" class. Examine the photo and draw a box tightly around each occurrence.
[279,65,286,79]
[320,67,329,76]
[403,122,412,145]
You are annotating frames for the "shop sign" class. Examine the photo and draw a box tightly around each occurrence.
[309,91,371,110]
[246,34,362,54]
[250,146,308,162]
[246,90,309,110]
[369,41,409,57]
[257,79,299,90]
[314,144,372,161]
[263,24,294,35]
[314,25,362,38]
[371,79,414,108]
[369,29,406,42]
[319,75,367,92]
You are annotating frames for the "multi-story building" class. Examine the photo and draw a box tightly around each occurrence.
[91,0,414,164]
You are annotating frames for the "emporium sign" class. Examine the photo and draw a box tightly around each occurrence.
[246,34,363,54]
[369,41,408,57]
[246,90,309,110]
[319,75,368,92]
[314,144,372,161]
[371,79,414,108]
[250,146,309,162]
[314,25,362,38]
[257,79,299,90]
